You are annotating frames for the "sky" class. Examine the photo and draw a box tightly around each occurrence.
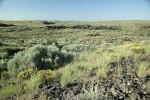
[0,0,150,21]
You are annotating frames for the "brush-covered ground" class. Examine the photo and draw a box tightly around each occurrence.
[0,20,150,100]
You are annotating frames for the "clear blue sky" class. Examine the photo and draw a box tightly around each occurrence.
[0,0,150,21]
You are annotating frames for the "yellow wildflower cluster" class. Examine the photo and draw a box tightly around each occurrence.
[131,45,145,54]
[18,69,33,80]
[37,70,55,82]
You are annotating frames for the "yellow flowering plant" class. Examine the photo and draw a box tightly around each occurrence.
[37,70,55,83]
[18,69,34,80]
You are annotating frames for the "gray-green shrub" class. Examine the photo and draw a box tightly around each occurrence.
[7,45,73,75]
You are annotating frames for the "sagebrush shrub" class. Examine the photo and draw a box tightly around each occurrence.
[7,45,73,75]
[63,44,96,52]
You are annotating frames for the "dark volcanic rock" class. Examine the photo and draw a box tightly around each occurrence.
[89,67,98,77]
[37,82,83,100]
[33,56,150,100]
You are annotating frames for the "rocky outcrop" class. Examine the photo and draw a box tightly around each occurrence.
[34,82,83,100]
[34,56,150,100]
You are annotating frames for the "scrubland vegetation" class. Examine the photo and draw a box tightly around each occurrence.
[0,21,150,100]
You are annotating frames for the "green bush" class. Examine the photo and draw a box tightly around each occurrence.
[0,52,8,59]
[0,59,8,68]
[7,45,73,75]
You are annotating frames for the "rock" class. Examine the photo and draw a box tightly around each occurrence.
[33,94,40,100]
[144,75,150,82]
[33,56,150,100]
[37,82,83,99]
[89,67,98,77]
[129,93,137,100]
[108,61,118,68]
[111,87,118,97]
[119,84,126,93]
[140,55,150,62]
[142,84,147,90]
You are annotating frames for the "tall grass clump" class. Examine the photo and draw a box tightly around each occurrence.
[0,84,20,100]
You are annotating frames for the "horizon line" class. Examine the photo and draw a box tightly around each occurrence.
[0,19,150,22]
